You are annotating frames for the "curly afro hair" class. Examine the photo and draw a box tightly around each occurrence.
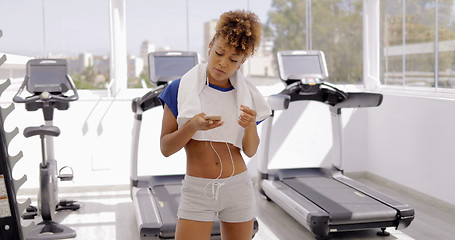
[214,10,262,57]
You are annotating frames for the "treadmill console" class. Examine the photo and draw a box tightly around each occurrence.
[133,51,199,113]
[276,50,328,93]
[148,51,199,85]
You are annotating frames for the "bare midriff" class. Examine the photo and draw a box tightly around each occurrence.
[184,139,247,179]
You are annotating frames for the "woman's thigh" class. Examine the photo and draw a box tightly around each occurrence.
[220,219,254,240]
[175,218,214,240]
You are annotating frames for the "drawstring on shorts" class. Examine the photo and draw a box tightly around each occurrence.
[204,141,235,200]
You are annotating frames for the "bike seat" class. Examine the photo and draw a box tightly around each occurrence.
[24,125,60,138]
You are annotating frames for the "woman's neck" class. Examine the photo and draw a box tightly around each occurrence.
[207,73,232,88]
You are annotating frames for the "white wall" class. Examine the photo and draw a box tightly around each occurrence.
[1,87,180,190]
[366,91,455,206]
[257,100,369,172]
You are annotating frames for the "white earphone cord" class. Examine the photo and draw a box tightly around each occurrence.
[204,141,235,200]
[203,74,235,200]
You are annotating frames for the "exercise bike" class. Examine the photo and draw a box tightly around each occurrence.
[13,59,80,240]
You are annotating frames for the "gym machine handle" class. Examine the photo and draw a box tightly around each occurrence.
[131,83,168,114]
[267,94,291,111]
[13,75,79,104]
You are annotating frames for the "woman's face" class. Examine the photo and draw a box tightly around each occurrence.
[207,38,245,87]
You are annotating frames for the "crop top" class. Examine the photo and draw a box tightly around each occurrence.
[158,79,244,148]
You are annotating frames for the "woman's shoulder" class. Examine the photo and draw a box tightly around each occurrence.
[160,79,181,97]
[168,78,181,89]
[158,79,181,118]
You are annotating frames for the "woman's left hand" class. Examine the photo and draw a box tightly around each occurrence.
[238,105,257,129]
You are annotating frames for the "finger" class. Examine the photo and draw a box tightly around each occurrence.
[196,113,207,124]
[240,112,253,123]
[238,118,249,128]
[238,119,246,128]
[239,114,247,123]
[240,105,257,116]
[207,121,224,129]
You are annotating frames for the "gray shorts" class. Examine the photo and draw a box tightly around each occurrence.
[177,171,256,223]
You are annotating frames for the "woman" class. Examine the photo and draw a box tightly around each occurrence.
[158,10,270,240]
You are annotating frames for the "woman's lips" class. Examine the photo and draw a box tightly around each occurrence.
[214,68,225,75]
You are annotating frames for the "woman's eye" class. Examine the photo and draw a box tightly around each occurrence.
[215,51,222,56]
[231,59,238,63]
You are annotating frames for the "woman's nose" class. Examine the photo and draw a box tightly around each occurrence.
[219,57,228,68]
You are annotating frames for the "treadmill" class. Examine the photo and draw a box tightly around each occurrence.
[130,51,258,239]
[257,50,414,239]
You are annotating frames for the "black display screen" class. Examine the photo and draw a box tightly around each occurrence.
[153,56,197,78]
[281,55,323,77]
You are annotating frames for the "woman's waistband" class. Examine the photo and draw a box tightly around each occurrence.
[184,170,251,186]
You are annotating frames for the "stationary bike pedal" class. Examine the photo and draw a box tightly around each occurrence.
[58,174,73,181]
[26,205,37,213]
[22,206,38,219]
[58,166,74,181]
[59,200,75,207]
[57,199,80,211]
[22,212,38,220]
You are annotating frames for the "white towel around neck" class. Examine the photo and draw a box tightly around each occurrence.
[176,63,271,128]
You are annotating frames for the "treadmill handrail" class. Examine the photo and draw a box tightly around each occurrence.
[278,81,382,110]
[333,92,383,109]
[131,83,168,114]
[130,83,169,184]
[267,93,290,111]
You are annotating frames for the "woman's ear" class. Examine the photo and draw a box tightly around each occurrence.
[208,41,213,55]
[238,56,247,69]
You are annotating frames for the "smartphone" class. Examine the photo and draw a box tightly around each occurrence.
[205,115,222,121]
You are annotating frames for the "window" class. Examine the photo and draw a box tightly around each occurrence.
[0,0,110,90]
[125,0,364,87]
[2,0,372,90]
[381,0,455,89]
[125,0,276,88]
[267,0,363,84]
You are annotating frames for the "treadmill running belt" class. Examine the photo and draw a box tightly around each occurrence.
[282,177,397,224]
[152,184,182,238]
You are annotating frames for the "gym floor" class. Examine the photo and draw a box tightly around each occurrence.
[17,174,455,240]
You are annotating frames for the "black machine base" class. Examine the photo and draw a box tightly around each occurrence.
[27,220,77,240]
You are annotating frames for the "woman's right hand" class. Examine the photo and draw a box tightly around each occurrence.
[190,113,224,131]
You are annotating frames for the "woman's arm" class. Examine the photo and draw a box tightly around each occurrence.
[160,104,223,157]
[238,105,260,157]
